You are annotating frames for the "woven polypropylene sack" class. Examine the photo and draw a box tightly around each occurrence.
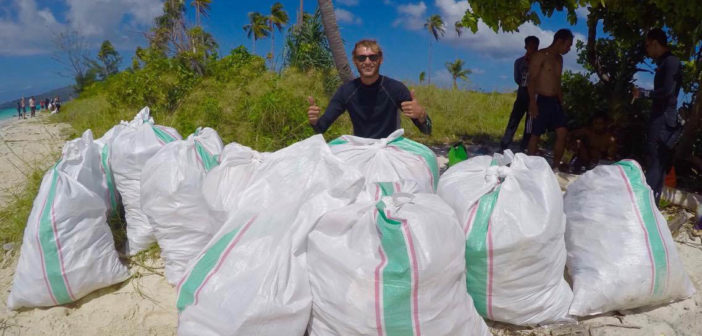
[111,107,182,255]
[7,141,129,309]
[201,142,267,224]
[329,129,439,193]
[565,160,695,316]
[438,151,573,325]
[176,135,364,336]
[141,127,223,284]
[95,123,128,214]
[308,181,491,336]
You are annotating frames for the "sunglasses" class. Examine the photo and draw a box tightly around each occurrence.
[355,54,380,62]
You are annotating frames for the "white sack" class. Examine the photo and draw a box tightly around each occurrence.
[438,151,573,325]
[111,107,182,255]
[565,160,695,316]
[201,142,267,223]
[8,136,129,310]
[141,127,223,284]
[308,181,490,336]
[95,123,128,214]
[176,135,364,336]
[329,129,439,193]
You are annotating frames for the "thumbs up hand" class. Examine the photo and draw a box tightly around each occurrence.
[401,90,427,123]
[307,96,321,126]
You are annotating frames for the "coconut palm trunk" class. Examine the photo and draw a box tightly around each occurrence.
[317,0,354,83]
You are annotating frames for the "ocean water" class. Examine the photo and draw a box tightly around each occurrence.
[0,107,19,122]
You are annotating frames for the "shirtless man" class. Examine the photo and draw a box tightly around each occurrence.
[527,29,573,168]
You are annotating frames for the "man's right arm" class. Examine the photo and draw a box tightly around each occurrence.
[527,52,542,117]
[311,88,347,134]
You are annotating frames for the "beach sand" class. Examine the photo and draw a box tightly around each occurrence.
[0,113,72,208]
[0,116,700,335]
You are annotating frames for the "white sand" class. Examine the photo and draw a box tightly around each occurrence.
[0,120,699,335]
[0,114,72,208]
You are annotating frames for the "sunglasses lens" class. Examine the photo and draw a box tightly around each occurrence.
[356,54,379,62]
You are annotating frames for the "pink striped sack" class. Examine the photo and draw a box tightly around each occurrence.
[111,107,182,255]
[329,129,439,193]
[438,151,573,325]
[564,160,695,316]
[307,181,490,336]
[8,131,129,310]
[175,135,364,336]
[141,127,223,285]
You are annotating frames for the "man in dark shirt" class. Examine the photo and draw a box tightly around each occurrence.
[500,36,539,152]
[633,28,683,204]
[307,39,431,139]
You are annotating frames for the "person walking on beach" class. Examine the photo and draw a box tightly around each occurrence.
[527,29,574,169]
[500,36,540,152]
[16,101,21,119]
[29,96,36,117]
[632,28,683,205]
[307,39,431,139]
[20,97,26,119]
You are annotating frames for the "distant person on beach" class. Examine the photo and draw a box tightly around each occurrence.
[16,101,21,119]
[527,29,574,169]
[500,35,540,152]
[53,96,61,113]
[20,97,26,119]
[44,97,50,111]
[29,96,36,117]
[307,39,431,139]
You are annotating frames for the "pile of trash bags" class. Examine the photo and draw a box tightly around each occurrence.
[7,108,696,335]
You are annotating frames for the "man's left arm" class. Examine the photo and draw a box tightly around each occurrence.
[398,87,431,135]
[640,57,679,99]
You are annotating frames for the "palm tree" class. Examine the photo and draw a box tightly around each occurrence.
[191,0,211,27]
[268,2,289,68]
[424,15,445,85]
[317,0,354,83]
[243,12,270,55]
[445,59,471,90]
[419,71,426,84]
[454,20,464,37]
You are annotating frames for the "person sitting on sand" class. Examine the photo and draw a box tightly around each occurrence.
[307,39,431,139]
[567,113,617,172]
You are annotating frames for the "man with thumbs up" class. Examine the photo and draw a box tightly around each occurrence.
[307,39,431,139]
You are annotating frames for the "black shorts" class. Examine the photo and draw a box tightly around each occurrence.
[530,95,567,136]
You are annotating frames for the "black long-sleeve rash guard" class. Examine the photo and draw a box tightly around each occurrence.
[312,75,432,139]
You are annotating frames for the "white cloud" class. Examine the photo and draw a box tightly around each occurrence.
[336,0,359,6]
[434,0,586,73]
[392,1,427,30]
[0,0,163,56]
[0,0,65,55]
[575,6,589,20]
[471,68,485,74]
[335,8,362,25]
[431,69,453,88]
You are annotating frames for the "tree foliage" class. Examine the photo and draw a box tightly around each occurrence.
[284,11,334,72]
[445,59,471,89]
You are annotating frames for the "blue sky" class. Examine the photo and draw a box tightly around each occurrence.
[0,0,655,103]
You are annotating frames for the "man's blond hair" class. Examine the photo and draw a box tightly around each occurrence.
[352,39,383,57]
